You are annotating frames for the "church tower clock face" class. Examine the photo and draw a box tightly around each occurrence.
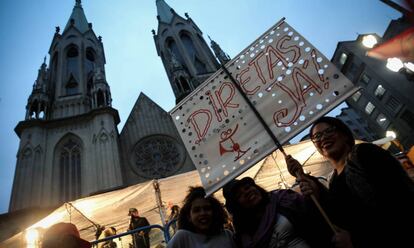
[131,135,185,178]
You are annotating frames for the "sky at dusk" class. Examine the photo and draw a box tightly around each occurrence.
[0,0,401,214]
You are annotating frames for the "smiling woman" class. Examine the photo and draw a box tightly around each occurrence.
[285,116,414,247]
[166,186,236,248]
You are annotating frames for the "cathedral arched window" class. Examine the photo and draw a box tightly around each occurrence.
[65,75,78,95]
[180,76,190,91]
[86,47,95,62]
[55,135,82,202]
[194,57,207,74]
[174,79,182,92]
[65,45,79,86]
[29,99,39,119]
[166,38,184,65]
[51,52,59,85]
[97,89,105,107]
[67,46,79,57]
[180,33,196,58]
[180,32,207,74]
[87,72,93,97]
[22,147,32,161]
[85,47,96,82]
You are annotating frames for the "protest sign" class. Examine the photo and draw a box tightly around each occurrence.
[170,19,357,195]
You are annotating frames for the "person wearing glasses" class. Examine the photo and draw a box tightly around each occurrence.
[285,116,414,247]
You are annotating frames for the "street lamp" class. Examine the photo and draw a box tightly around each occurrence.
[404,62,414,72]
[386,57,404,72]
[362,34,378,48]
[386,130,405,152]
[386,130,397,139]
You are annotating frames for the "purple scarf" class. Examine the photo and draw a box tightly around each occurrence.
[239,190,306,248]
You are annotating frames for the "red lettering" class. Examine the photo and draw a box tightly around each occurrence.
[272,67,322,127]
[187,109,212,144]
[214,82,239,118]
[206,90,223,122]
[266,45,288,80]
[237,67,260,95]
[276,35,301,63]
[248,51,266,84]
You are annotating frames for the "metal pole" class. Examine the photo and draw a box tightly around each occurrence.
[152,179,167,226]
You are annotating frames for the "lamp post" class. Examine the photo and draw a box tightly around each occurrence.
[362,34,378,48]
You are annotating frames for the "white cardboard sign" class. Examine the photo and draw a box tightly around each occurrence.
[170,19,357,195]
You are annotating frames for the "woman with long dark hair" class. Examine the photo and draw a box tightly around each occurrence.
[286,116,414,247]
[223,177,332,248]
[166,186,235,248]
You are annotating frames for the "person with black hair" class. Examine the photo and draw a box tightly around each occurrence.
[128,208,150,248]
[222,177,332,248]
[285,116,414,247]
[166,186,235,248]
[166,205,180,235]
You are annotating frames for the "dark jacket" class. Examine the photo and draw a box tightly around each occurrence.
[311,143,414,247]
[235,189,332,248]
[129,216,150,248]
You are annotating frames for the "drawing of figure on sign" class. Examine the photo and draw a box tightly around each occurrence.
[219,124,251,162]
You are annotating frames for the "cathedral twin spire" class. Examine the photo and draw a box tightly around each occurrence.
[26,0,230,118]
[25,0,111,121]
[64,0,90,33]
[154,0,230,103]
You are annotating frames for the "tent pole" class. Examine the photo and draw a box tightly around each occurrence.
[152,179,167,226]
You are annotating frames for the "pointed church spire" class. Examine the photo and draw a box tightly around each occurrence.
[208,35,231,65]
[64,0,90,33]
[156,0,175,23]
[25,59,50,120]
[36,57,48,88]
[154,0,220,103]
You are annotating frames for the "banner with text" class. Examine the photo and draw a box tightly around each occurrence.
[170,19,357,195]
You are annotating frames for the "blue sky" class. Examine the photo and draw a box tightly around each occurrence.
[0,0,401,214]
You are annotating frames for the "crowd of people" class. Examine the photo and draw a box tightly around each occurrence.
[38,117,414,247]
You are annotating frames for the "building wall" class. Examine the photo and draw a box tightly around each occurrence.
[331,23,414,149]
[336,107,377,141]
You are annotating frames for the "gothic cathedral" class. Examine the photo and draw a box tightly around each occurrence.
[9,0,230,211]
